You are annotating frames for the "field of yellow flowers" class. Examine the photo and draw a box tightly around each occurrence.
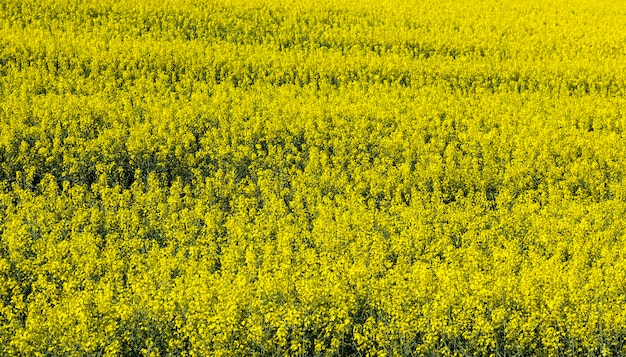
[1,0,626,355]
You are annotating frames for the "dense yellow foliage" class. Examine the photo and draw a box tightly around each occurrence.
[1,0,626,355]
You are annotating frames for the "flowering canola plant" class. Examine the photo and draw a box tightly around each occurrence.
[1,0,626,355]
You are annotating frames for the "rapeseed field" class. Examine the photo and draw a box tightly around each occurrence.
[1,0,626,355]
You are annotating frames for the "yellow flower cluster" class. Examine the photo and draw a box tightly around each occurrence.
[1,0,626,355]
